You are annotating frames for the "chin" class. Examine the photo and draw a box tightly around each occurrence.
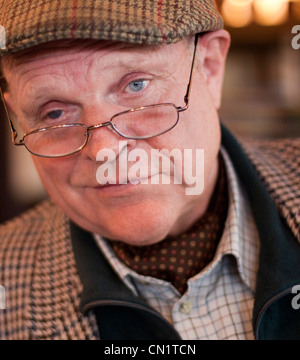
[108,230,169,247]
[72,203,177,247]
[52,184,186,247]
[100,216,173,247]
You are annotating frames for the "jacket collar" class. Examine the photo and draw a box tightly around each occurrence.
[221,125,300,339]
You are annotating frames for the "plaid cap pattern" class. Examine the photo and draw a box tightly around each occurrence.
[0,137,299,339]
[0,0,223,55]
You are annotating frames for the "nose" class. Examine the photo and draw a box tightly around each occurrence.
[88,122,112,132]
[81,118,137,161]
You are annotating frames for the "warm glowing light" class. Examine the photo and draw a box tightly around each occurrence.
[219,0,300,27]
[222,0,254,27]
[253,0,289,26]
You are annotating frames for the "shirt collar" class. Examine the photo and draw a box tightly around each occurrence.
[215,147,260,292]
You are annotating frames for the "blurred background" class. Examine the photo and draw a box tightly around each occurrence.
[1,0,300,223]
[216,0,300,138]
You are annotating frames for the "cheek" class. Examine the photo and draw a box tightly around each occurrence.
[153,103,220,155]
[32,157,74,195]
[168,98,221,191]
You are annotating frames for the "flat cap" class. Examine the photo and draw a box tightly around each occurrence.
[0,0,223,55]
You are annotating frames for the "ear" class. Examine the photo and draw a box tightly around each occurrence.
[197,30,231,109]
[3,91,17,120]
[3,91,16,113]
[3,89,22,122]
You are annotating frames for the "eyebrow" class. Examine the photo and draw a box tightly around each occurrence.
[18,49,171,117]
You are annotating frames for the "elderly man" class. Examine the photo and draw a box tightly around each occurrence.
[0,0,299,340]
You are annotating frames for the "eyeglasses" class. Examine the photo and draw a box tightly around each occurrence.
[0,35,199,158]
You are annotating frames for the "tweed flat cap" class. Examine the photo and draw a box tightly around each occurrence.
[0,0,223,55]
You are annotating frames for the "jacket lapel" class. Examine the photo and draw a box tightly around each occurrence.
[27,206,99,340]
[241,134,300,244]
[222,125,300,339]
[70,222,182,340]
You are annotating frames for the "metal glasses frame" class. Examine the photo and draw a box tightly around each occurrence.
[0,34,200,158]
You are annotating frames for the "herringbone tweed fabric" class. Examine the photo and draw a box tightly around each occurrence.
[243,138,300,242]
[0,138,299,339]
[0,0,223,55]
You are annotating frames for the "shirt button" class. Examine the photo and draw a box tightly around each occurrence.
[179,301,192,314]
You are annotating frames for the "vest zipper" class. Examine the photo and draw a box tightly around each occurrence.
[82,299,182,340]
[254,287,294,340]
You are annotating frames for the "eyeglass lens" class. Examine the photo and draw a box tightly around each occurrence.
[24,104,179,157]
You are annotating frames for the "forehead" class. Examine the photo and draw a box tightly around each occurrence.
[2,39,188,83]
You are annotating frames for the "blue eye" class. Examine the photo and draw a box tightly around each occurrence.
[128,80,148,93]
[47,110,63,119]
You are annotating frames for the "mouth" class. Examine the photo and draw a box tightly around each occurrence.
[92,176,152,193]
[95,171,159,187]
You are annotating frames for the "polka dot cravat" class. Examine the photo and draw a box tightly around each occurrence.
[110,155,228,294]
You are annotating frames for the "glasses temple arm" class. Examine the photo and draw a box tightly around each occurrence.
[0,85,24,145]
[183,33,200,108]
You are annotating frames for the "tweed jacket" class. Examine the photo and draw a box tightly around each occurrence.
[0,127,299,340]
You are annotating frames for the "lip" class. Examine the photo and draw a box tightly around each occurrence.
[85,172,175,196]
[91,177,151,194]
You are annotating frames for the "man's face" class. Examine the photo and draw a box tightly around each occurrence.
[3,31,230,246]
